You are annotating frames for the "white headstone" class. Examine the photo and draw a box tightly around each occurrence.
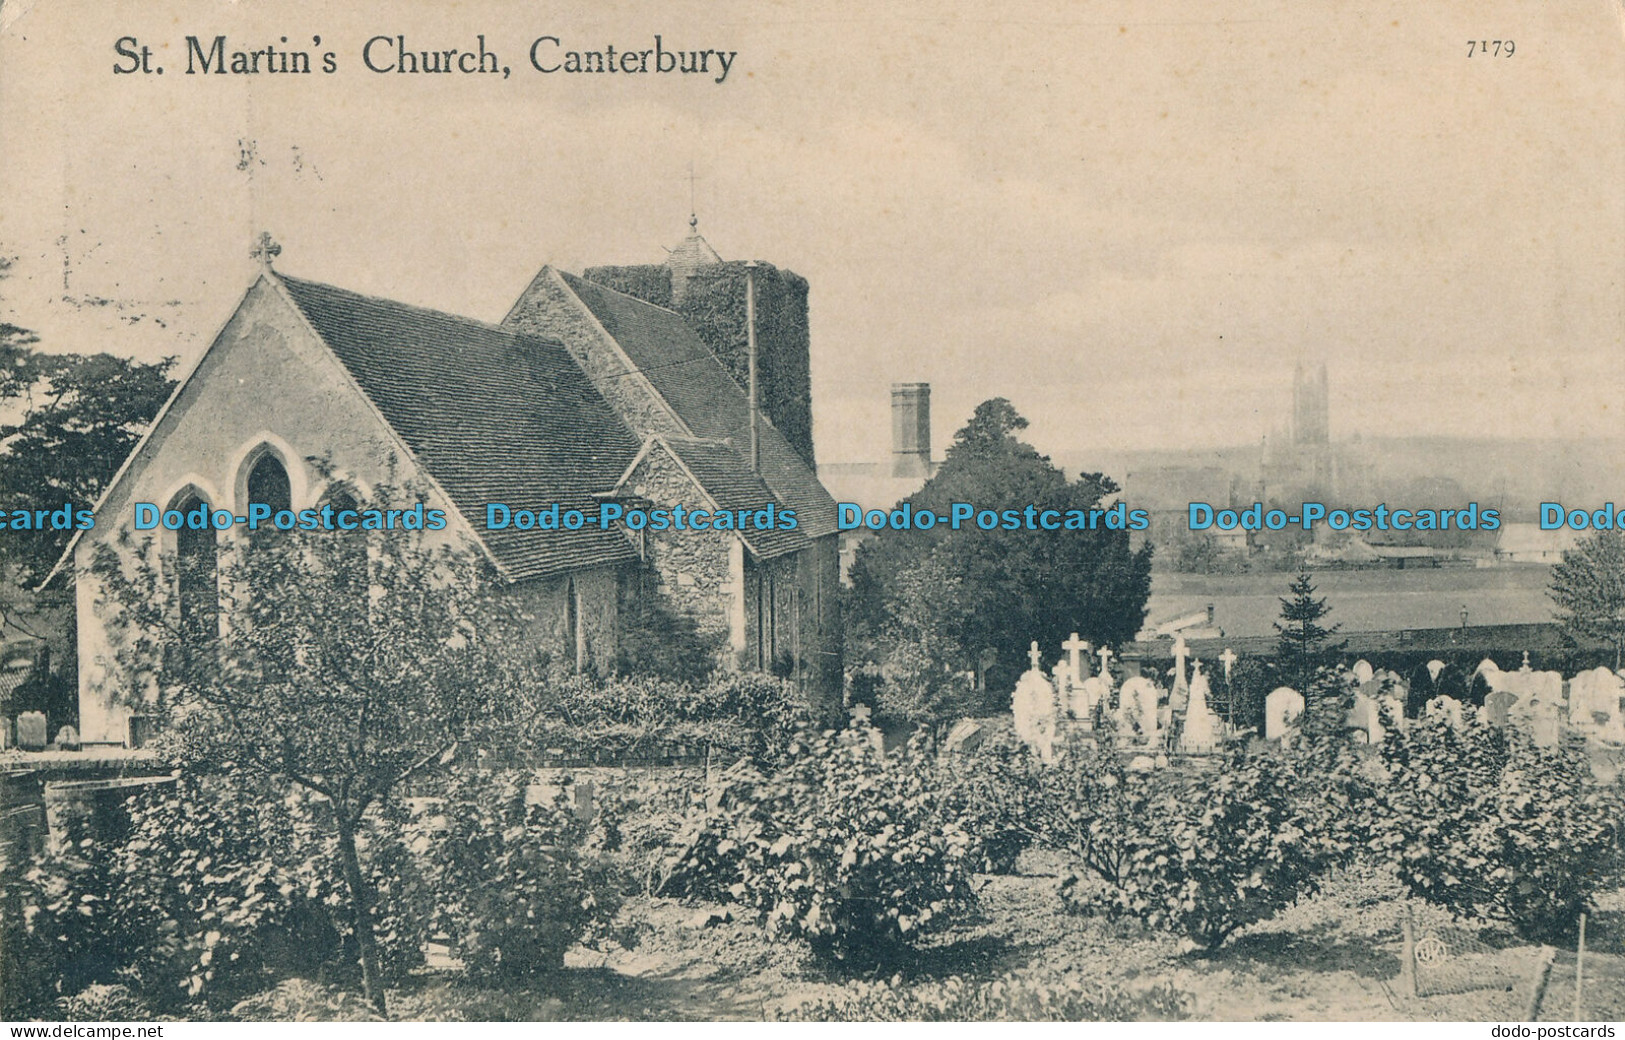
[1062,632,1091,680]
[1012,667,1058,763]
[54,725,79,748]
[1348,692,1385,744]
[1096,645,1115,685]
[16,711,46,751]
[1181,663,1222,752]
[1074,676,1110,723]
[1427,659,1446,682]
[1568,666,1625,737]
[1171,636,1190,694]
[1265,687,1305,740]
[1116,676,1160,747]
[1353,660,1375,684]
[1219,647,1237,683]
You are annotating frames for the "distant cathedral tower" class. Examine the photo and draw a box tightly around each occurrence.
[1291,360,1329,448]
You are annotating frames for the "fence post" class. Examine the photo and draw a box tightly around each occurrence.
[1573,912,1587,1022]
[1526,946,1556,1022]
[1401,907,1418,998]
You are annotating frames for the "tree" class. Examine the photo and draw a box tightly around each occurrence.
[872,548,982,727]
[1549,529,1625,668]
[0,251,177,587]
[90,481,543,1013]
[1273,572,1342,691]
[846,398,1153,706]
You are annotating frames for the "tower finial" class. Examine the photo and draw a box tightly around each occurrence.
[251,231,282,271]
[687,161,699,231]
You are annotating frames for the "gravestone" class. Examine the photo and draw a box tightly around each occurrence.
[1012,642,1058,763]
[1170,636,1190,700]
[1352,659,1375,684]
[1427,659,1446,682]
[1528,699,1562,748]
[1265,687,1305,740]
[1484,689,1517,727]
[1180,662,1222,752]
[1073,676,1110,723]
[1116,676,1160,747]
[1347,693,1384,744]
[1568,666,1625,737]
[1061,632,1091,680]
[943,718,990,755]
[54,725,80,750]
[17,710,46,751]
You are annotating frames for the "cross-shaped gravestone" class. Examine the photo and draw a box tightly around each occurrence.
[1061,632,1090,678]
[1171,635,1190,691]
[1219,647,1237,682]
[1028,641,1043,672]
[849,703,872,726]
[1096,645,1114,678]
[251,231,282,269]
[1521,650,1532,671]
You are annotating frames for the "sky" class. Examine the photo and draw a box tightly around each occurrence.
[0,0,1621,464]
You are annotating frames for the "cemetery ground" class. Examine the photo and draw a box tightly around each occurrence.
[237,854,1625,1022]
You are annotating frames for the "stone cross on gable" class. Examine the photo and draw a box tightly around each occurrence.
[1028,641,1043,672]
[1062,632,1090,678]
[1220,647,1237,682]
[251,231,282,270]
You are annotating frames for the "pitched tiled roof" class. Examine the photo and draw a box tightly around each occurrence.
[659,438,810,558]
[557,272,838,540]
[278,275,641,581]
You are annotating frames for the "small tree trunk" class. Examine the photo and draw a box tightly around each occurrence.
[335,814,387,1016]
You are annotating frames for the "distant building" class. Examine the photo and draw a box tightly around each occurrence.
[1494,523,1578,565]
[819,383,943,580]
[1262,359,1335,504]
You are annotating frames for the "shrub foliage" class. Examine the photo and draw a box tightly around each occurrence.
[662,728,977,964]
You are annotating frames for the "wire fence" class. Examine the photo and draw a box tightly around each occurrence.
[1400,909,1619,1020]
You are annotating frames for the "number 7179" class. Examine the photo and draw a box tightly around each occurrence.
[1467,40,1514,57]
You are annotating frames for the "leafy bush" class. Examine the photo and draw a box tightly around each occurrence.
[414,769,624,980]
[3,774,426,1018]
[5,837,123,1017]
[662,728,977,965]
[1369,712,1622,942]
[527,673,810,767]
[1068,751,1339,951]
[779,970,1190,1021]
[1027,731,1152,886]
[934,729,1041,874]
[55,984,160,1022]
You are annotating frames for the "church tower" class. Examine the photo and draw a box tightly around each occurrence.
[1291,360,1329,448]
[583,217,817,468]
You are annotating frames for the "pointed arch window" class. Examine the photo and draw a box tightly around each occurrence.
[320,485,368,601]
[173,492,218,644]
[246,453,293,543]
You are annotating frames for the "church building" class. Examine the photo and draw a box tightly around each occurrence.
[56,225,842,746]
